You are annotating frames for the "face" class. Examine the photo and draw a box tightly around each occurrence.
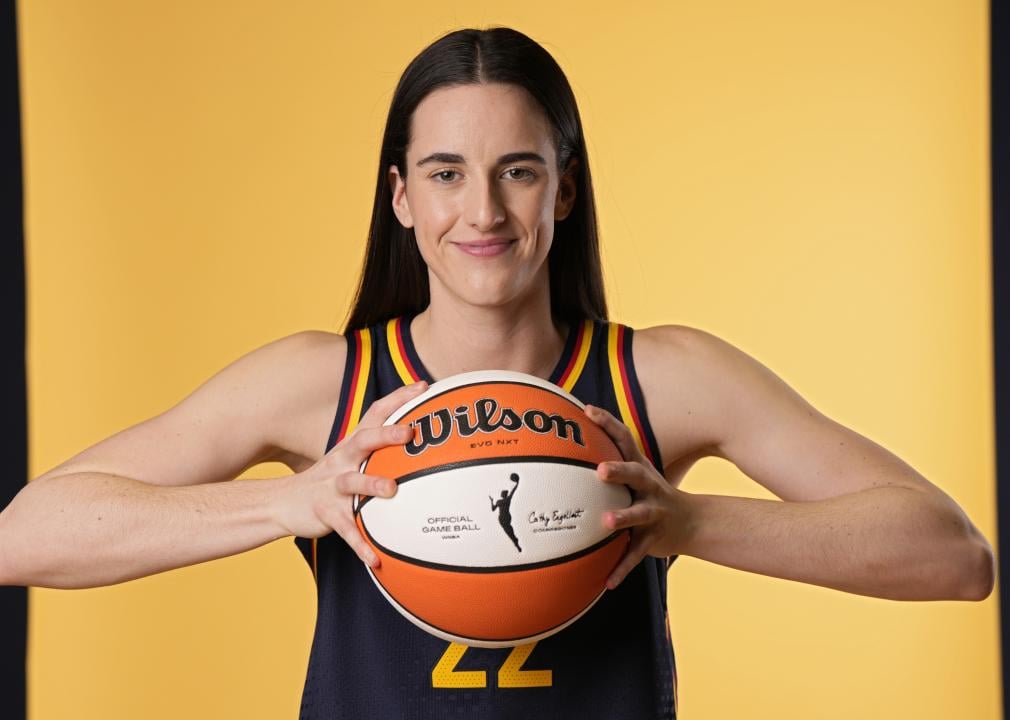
[389,82,577,310]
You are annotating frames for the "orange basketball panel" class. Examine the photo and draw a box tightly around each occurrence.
[358,513,629,642]
[364,383,622,479]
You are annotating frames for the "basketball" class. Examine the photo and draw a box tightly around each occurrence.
[353,369,631,648]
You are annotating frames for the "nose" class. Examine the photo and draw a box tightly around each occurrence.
[464,175,506,231]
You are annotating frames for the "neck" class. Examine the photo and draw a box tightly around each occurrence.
[409,291,567,384]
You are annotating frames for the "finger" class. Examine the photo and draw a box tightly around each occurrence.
[336,469,398,499]
[603,502,655,531]
[323,502,381,568]
[598,460,654,495]
[584,405,647,463]
[345,424,415,464]
[606,530,651,589]
[358,380,428,428]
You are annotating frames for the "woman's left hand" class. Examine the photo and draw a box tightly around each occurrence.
[584,404,698,589]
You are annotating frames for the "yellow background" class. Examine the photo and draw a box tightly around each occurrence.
[19,1,998,718]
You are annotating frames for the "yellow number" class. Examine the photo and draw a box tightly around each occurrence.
[498,642,553,687]
[432,642,487,688]
[431,641,553,689]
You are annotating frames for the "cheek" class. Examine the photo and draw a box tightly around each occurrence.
[514,189,555,237]
[534,221,555,258]
[412,194,458,238]
[535,184,562,229]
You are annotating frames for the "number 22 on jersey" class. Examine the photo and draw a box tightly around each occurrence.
[432,641,553,689]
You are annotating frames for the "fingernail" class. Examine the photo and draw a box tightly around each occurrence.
[411,380,427,390]
[367,552,378,567]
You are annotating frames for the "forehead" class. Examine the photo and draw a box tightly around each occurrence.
[408,83,554,161]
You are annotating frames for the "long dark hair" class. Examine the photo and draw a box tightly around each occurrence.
[342,26,608,333]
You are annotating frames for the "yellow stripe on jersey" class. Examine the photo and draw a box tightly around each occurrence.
[606,323,649,458]
[559,319,594,392]
[347,327,372,435]
[386,318,416,385]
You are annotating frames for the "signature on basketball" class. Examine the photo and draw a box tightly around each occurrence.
[404,397,585,456]
[528,508,586,532]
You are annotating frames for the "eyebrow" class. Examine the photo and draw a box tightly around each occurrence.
[415,151,548,167]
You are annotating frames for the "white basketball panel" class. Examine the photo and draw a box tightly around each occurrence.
[358,461,631,567]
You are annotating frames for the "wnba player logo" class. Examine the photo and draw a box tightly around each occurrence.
[490,473,522,552]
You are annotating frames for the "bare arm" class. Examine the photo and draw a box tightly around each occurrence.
[680,484,991,601]
[507,474,519,500]
[595,325,995,601]
[1,472,290,589]
[0,330,343,589]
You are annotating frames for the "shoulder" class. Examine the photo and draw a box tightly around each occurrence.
[628,325,726,471]
[246,329,347,391]
[275,327,348,361]
[629,323,951,506]
[631,323,740,379]
[242,329,349,471]
[631,323,816,471]
[31,330,351,488]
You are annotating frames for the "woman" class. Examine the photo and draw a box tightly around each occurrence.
[3,26,993,720]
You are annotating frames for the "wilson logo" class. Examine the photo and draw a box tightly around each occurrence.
[404,397,584,456]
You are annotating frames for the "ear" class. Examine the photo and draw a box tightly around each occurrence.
[554,156,579,221]
[388,164,414,228]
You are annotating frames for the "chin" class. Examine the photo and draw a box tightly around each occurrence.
[458,286,521,309]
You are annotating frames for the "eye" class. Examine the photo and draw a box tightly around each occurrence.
[504,167,536,181]
[428,167,537,184]
[431,169,459,183]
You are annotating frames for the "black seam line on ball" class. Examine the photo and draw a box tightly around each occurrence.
[360,522,626,574]
[371,576,606,645]
[356,455,604,512]
[386,379,586,425]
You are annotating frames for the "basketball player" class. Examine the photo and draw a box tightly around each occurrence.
[0,26,994,720]
[490,473,522,552]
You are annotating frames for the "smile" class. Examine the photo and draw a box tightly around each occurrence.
[452,240,517,257]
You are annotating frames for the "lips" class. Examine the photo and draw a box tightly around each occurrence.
[452,239,516,257]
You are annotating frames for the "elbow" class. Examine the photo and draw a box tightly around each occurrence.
[954,533,995,602]
[965,543,996,601]
[921,495,996,602]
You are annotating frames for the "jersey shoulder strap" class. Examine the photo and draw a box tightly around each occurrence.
[568,319,664,470]
[603,320,664,471]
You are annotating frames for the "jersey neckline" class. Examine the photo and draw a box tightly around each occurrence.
[397,312,581,386]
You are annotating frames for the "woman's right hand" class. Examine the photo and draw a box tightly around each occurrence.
[275,380,428,568]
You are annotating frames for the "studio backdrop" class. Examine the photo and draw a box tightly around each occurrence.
[17,1,997,718]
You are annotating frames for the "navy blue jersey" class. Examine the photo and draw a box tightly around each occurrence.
[294,313,679,719]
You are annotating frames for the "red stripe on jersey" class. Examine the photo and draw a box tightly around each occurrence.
[394,316,422,382]
[557,320,585,387]
[616,324,657,467]
[337,330,364,442]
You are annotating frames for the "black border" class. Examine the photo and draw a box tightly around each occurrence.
[0,0,27,717]
[992,0,1007,711]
